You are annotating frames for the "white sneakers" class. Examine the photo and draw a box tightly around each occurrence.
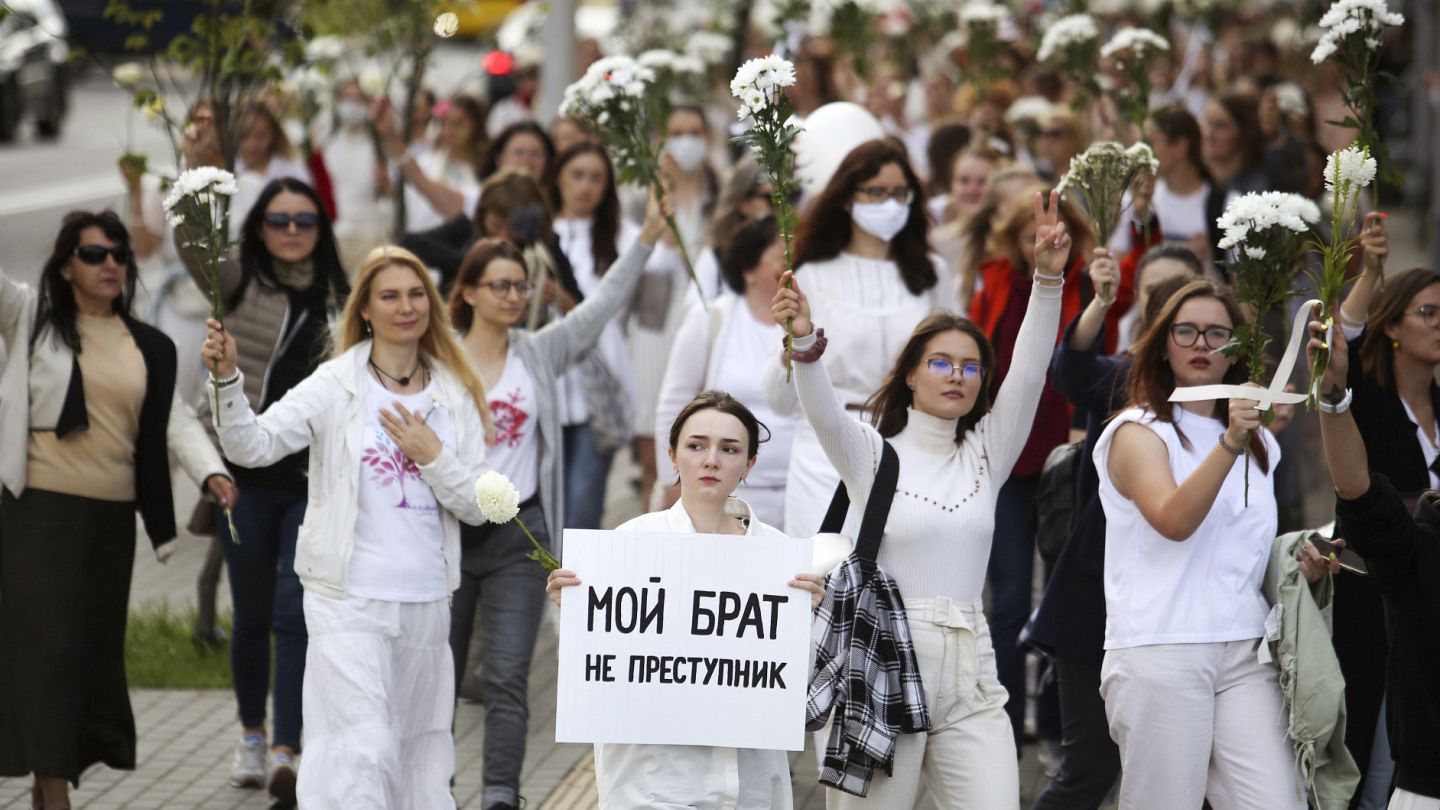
[228,734,267,789]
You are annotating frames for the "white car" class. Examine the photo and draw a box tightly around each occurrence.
[0,0,70,142]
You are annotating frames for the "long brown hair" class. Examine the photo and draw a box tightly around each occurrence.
[340,245,492,434]
[1124,279,1268,472]
[448,238,526,333]
[864,311,997,442]
[543,142,620,275]
[474,169,554,243]
[1360,267,1440,391]
[793,139,936,295]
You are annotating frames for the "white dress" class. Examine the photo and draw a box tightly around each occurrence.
[592,498,795,810]
[763,252,958,536]
[554,217,641,429]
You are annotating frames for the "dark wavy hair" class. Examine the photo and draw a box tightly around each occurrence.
[1210,91,1266,174]
[864,311,997,442]
[667,389,770,461]
[35,210,139,352]
[1360,267,1440,391]
[448,237,527,333]
[544,142,620,276]
[1125,279,1269,472]
[793,139,936,295]
[480,121,555,180]
[237,178,350,312]
[719,217,780,295]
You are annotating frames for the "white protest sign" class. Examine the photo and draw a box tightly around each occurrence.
[555,529,813,751]
[1169,298,1318,410]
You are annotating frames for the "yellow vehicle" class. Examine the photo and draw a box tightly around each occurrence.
[439,0,522,38]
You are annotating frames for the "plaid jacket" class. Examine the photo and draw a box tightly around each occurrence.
[806,556,930,796]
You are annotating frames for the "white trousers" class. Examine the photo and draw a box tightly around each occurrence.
[1100,640,1305,810]
[827,597,1019,810]
[297,592,456,810]
[1391,790,1440,810]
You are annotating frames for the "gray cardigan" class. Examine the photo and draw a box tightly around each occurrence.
[508,237,653,551]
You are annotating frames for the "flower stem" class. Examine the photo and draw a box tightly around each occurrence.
[517,516,558,571]
[224,506,241,545]
[664,211,705,304]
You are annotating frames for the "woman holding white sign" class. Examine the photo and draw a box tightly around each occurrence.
[546,391,825,810]
[201,246,493,810]
[771,190,1067,808]
[1092,279,1313,808]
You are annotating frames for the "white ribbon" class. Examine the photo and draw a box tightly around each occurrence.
[1168,298,1319,412]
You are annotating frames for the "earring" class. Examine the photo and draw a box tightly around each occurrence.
[362,319,372,335]
[1393,339,1401,350]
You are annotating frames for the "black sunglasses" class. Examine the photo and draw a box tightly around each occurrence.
[74,244,131,265]
[263,212,320,231]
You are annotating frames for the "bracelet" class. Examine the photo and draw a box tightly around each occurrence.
[211,369,241,388]
[1217,433,1245,457]
[786,328,827,364]
[1318,387,1353,415]
[1033,271,1064,286]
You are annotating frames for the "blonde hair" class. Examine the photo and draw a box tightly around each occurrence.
[954,165,1039,303]
[340,245,493,435]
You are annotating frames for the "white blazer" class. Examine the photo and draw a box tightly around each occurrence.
[210,340,491,597]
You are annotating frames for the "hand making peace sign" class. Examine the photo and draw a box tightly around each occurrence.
[1033,189,1072,281]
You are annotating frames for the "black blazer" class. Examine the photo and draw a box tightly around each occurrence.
[53,314,179,549]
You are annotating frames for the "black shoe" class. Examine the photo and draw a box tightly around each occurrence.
[267,762,297,809]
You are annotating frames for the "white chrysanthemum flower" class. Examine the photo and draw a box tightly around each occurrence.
[1100,26,1171,59]
[959,1,1011,27]
[305,36,345,64]
[162,167,238,216]
[672,55,706,75]
[1125,142,1160,173]
[1271,82,1309,118]
[1037,14,1100,63]
[112,62,143,89]
[433,12,460,38]
[686,31,732,66]
[474,471,521,524]
[1244,245,1267,260]
[1324,146,1378,200]
[1005,96,1054,124]
[1311,0,1404,64]
[358,67,385,98]
[638,49,678,71]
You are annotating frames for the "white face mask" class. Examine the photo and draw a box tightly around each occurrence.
[851,199,910,242]
[664,135,708,173]
[336,100,368,128]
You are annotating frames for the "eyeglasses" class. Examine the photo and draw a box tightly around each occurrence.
[855,186,915,205]
[1170,322,1235,350]
[1404,304,1440,328]
[477,280,535,298]
[1038,128,1070,139]
[263,212,320,231]
[74,244,131,265]
[925,357,985,381]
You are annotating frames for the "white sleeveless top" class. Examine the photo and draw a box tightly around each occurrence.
[1094,407,1279,650]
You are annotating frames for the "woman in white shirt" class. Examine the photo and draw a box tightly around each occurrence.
[764,139,957,537]
[446,198,665,810]
[230,103,313,241]
[325,79,391,272]
[545,390,824,810]
[654,218,794,526]
[385,95,487,234]
[1146,108,1218,273]
[201,245,492,810]
[773,190,1067,809]
[1094,279,1303,808]
[547,141,641,529]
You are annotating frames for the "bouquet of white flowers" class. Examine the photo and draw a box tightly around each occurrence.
[475,471,557,571]
[1100,26,1170,129]
[1310,0,1404,191]
[732,55,803,382]
[1056,141,1159,301]
[561,56,704,303]
[163,167,238,422]
[958,2,1013,101]
[1215,191,1322,502]
[1037,14,1102,110]
[1308,145,1378,405]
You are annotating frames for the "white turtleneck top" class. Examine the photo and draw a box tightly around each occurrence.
[790,279,1062,601]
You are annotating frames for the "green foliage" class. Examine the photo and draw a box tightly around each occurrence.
[125,603,233,689]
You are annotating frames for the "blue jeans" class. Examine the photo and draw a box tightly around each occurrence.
[987,473,1039,748]
[215,483,307,751]
[449,503,549,809]
[563,423,615,530]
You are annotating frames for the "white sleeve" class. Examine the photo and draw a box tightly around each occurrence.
[981,281,1064,480]
[211,371,329,468]
[416,392,492,526]
[790,331,883,499]
[167,392,227,487]
[653,299,713,474]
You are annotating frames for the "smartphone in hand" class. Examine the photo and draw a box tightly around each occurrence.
[1311,536,1368,576]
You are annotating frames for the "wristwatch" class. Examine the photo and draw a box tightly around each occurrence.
[1318,387,1353,415]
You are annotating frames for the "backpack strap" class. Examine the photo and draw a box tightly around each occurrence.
[817,440,900,564]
